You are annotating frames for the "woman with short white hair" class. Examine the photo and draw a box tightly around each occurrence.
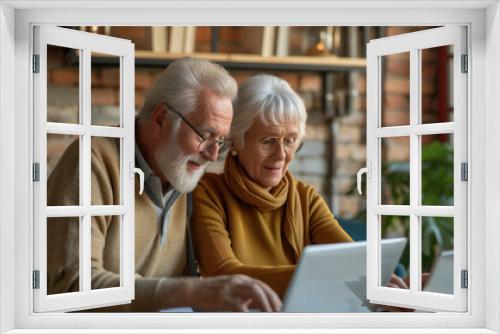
[191,74,353,298]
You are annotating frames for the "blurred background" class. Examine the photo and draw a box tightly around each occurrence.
[46,26,454,276]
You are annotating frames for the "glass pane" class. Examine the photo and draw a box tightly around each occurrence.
[421,45,454,124]
[47,217,80,294]
[380,215,410,289]
[47,134,80,206]
[421,216,454,294]
[381,136,410,205]
[90,137,122,205]
[381,52,410,127]
[91,52,121,126]
[91,215,121,290]
[47,44,80,124]
[421,134,454,206]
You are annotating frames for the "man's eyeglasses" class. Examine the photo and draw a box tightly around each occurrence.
[258,136,302,157]
[166,105,231,154]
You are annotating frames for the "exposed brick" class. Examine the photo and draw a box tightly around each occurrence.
[386,58,410,77]
[335,143,351,160]
[300,157,328,175]
[333,176,354,194]
[101,68,120,87]
[339,111,364,126]
[357,75,366,94]
[299,74,321,91]
[382,110,409,127]
[422,78,436,95]
[50,68,78,86]
[384,51,410,62]
[92,87,116,106]
[351,144,367,162]
[422,63,437,79]
[305,124,329,141]
[335,161,364,177]
[384,93,409,110]
[278,73,300,90]
[421,47,438,64]
[384,139,410,162]
[296,175,324,194]
[91,69,101,87]
[135,89,145,109]
[386,26,414,36]
[231,71,251,85]
[336,125,362,143]
[296,140,326,158]
[135,70,155,90]
[384,76,410,95]
[337,195,362,219]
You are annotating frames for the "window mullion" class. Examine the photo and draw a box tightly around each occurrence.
[409,48,421,293]
[80,48,92,294]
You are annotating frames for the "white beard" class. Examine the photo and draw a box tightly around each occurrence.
[155,131,208,193]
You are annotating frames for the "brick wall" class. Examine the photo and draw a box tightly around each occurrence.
[46,26,442,220]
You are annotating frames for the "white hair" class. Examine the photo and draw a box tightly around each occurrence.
[231,74,307,149]
[139,57,237,122]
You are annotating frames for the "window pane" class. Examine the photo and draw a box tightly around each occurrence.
[90,137,122,205]
[47,44,80,124]
[421,216,454,294]
[381,136,410,205]
[47,134,80,206]
[421,134,454,206]
[91,215,121,290]
[381,52,410,127]
[421,45,454,124]
[91,52,121,126]
[47,217,80,294]
[380,215,410,289]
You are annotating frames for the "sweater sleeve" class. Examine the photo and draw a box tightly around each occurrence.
[191,178,295,298]
[307,185,353,244]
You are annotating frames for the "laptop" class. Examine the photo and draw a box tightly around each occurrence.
[282,237,407,312]
[424,250,454,294]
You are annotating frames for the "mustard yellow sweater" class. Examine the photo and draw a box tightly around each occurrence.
[47,137,190,311]
[192,172,352,297]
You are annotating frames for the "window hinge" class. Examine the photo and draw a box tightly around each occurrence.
[461,269,468,289]
[33,270,40,289]
[461,162,468,181]
[33,163,40,182]
[461,54,468,73]
[33,55,40,73]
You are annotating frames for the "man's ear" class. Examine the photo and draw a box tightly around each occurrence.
[151,104,168,134]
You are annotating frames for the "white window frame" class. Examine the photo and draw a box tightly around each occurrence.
[0,1,499,333]
[365,26,468,312]
[33,26,136,312]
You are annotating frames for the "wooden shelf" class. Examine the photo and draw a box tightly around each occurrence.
[89,51,366,72]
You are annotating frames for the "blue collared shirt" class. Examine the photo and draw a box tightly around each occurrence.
[135,142,180,246]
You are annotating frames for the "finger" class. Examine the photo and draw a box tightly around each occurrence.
[253,280,282,312]
[390,275,409,289]
[244,284,273,312]
[226,298,252,312]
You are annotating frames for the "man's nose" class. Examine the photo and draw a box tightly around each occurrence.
[202,142,219,162]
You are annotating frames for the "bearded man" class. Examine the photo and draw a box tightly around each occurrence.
[46,57,281,312]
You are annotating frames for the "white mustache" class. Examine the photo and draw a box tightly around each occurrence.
[189,155,209,166]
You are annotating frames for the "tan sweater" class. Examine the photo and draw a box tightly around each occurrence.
[192,172,352,298]
[47,137,190,311]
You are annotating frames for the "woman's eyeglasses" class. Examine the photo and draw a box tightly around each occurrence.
[258,137,302,157]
